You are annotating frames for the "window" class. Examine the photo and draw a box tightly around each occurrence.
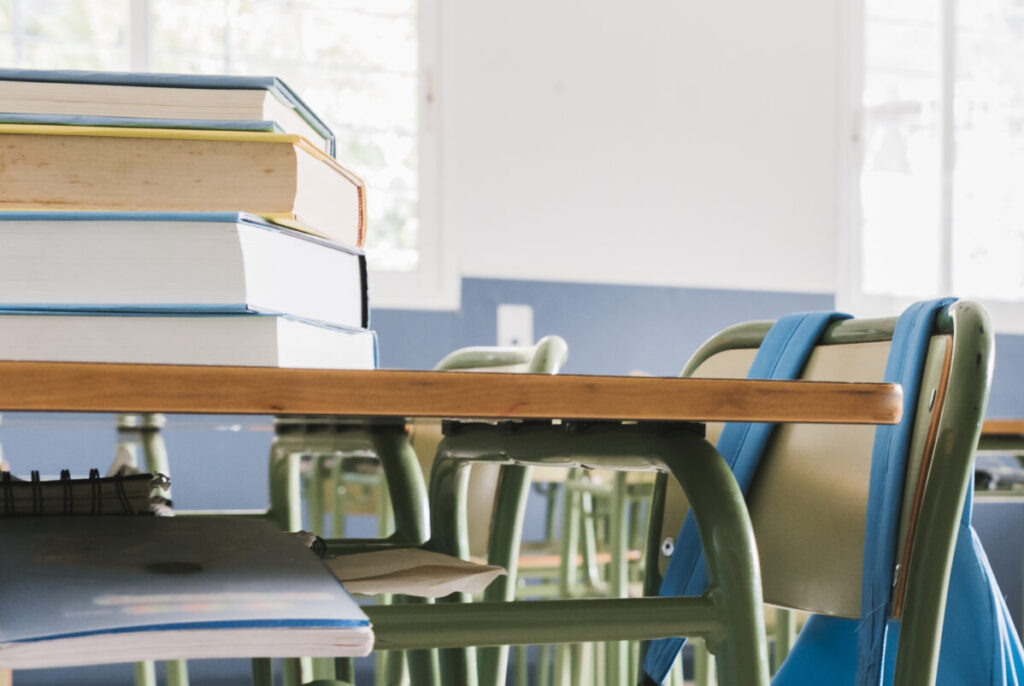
[840,0,1024,331]
[0,0,455,309]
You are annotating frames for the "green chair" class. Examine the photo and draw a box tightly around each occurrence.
[286,335,569,686]
[413,301,989,686]
[398,336,570,686]
[646,301,991,684]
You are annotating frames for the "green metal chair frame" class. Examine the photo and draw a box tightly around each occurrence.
[650,301,991,685]
[378,419,768,686]
[387,301,991,686]
[278,335,569,686]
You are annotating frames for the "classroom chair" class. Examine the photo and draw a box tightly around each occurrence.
[419,300,995,686]
[280,335,570,686]
[644,299,1010,684]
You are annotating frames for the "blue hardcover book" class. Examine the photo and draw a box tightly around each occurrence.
[0,211,369,330]
[0,68,335,155]
[0,516,373,668]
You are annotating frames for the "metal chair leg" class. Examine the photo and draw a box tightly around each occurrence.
[478,464,533,686]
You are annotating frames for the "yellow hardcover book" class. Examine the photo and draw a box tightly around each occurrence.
[0,124,365,247]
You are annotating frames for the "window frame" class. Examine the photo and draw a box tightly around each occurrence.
[837,0,1024,333]
[367,0,460,311]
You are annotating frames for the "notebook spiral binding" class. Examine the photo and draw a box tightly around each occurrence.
[1,469,165,515]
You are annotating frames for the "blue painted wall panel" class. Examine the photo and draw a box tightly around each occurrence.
[374,278,834,374]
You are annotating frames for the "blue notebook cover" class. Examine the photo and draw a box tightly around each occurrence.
[0,68,335,156]
[0,516,371,664]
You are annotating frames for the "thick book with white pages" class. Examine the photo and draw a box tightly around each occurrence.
[0,212,368,330]
[0,516,372,668]
[0,127,366,247]
[0,312,378,369]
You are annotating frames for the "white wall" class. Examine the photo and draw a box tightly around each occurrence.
[439,0,840,294]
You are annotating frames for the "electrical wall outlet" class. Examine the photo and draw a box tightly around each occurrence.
[497,304,533,347]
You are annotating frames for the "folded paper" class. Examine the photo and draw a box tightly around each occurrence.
[327,548,506,598]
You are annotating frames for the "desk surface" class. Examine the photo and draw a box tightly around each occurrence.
[0,361,902,424]
[982,419,1024,438]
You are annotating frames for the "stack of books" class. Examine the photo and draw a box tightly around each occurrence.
[0,69,376,369]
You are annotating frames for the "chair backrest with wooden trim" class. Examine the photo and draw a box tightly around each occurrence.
[656,302,991,619]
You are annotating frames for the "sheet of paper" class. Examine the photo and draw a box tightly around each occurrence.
[326,548,506,598]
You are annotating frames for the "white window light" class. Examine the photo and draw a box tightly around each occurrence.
[1,0,457,310]
[839,0,1024,332]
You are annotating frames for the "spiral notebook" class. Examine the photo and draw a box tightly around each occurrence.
[0,470,170,516]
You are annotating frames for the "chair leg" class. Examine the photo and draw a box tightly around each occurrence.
[478,464,533,686]
[773,608,796,673]
[251,657,273,686]
[312,657,336,680]
[306,455,326,534]
[693,639,713,686]
[268,447,304,531]
[165,659,190,686]
[671,658,686,686]
[560,469,583,598]
[133,660,156,686]
[537,644,553,686]
[429,459,478,686]
[330,456,347,538]
[405,647,440,686]
[657,436,769,686]
[579,486,602,591]
[382,648,410,686]
[335,657,355,682]
[593,641,607,686]
[551,468,584,686]
[545,484,560,542]
[371,426,430,546]
[282,657,311,685]
[135,414,193,686]
[513,645,529,686]
[606,472,630,686]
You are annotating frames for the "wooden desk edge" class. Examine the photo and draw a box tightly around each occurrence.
[982,419,1024,437]
[0,361,903,425]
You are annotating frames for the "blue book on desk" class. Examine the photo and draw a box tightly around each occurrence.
[0,211,369,330]
[0,68,335,155]
[0,516,373,668]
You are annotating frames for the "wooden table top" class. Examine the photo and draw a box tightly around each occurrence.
[982,419,1024,437]
[0,361,902,424]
